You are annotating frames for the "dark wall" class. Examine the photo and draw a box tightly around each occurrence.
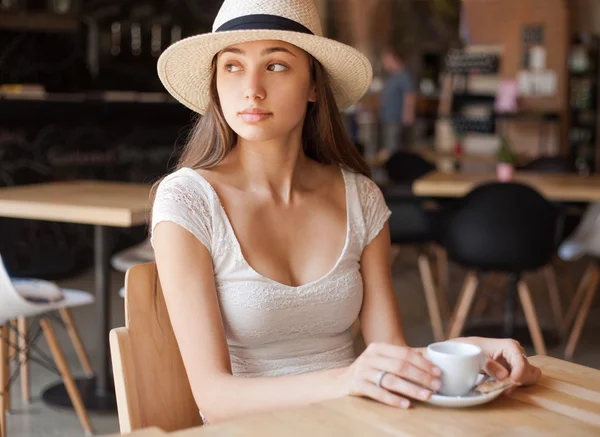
[0,0,224,278]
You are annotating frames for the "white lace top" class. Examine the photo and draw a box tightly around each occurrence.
[151,167,391,378]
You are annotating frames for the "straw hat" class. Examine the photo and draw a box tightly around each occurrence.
[157,0,373,114]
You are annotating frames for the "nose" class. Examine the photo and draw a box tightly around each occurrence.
[243,70,266,101]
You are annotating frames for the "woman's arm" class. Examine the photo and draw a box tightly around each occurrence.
[359,223,407,346]
[154,222,351,424]
[358,224,541,387]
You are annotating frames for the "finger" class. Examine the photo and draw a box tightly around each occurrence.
[366,368,433,402]
[523,364,542,386]
[372,344,442,377]
[505,353,529,384]
[356,380,411,409]
[373,356,441,392]
[483,358,509,381]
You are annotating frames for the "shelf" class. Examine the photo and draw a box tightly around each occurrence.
[569,72,597,79]
[450,116,495,135]
[0,11,78,33]
[494,111,561,121]
[0,91,178,104]
[452,93,496,106]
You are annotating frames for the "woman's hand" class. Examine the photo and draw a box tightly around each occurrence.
[456,337,542,387]
[342,343,442,408]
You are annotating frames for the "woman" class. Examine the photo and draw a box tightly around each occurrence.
[151,0,541,425]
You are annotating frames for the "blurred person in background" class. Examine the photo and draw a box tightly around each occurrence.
[377,47,416,165]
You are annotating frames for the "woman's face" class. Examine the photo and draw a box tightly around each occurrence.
[216,39,317,142]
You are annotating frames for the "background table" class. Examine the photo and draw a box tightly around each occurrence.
[0,180,151,412]
[412,171,600,202]
[107,356,600,437]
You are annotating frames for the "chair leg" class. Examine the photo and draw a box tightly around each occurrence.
[17,317,29,404]
[417,251,445,342]
[1,324,8,437]
[432,244,451,320]
[543,265,565,338]
[564,262,594,331]
[472,273,504,319]
[4,323,13,414]
[447,271,479,339]
[58,308,94,378]
[7,321,16,363]
[40,319,94,436]
[565,265,600,360]
[517,280,547,356]
[552,256,575,305]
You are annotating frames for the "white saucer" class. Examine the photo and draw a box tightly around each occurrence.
[425,375,504,408]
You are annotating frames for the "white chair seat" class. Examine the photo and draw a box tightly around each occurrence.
[44,288,95,310]
[1,285,94,324]
[11,278,63,302]
[558,240,587,262]
[111,240,154,273]
[12,280,94,309]
[559,202,600,261]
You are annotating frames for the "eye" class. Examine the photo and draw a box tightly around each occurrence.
[267,63,288,72]
[225,63,241,73]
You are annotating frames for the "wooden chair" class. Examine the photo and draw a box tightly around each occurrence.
[109,262,202,434]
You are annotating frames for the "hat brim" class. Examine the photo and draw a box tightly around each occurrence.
[157,29,373,114]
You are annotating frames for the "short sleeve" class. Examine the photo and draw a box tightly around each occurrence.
[151,174,212,252]
[356,174,392,247]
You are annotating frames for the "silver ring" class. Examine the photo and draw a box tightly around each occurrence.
[376,370,388,389]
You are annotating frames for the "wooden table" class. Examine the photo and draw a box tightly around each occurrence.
[0,180,151,411]
[413,171,600,202]
[108,356,600,437]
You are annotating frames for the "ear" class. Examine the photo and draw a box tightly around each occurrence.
[308,85,317,103]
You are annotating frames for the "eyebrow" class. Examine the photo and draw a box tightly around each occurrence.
[220,47,297,57]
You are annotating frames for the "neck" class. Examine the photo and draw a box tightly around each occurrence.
[229,124,309,204]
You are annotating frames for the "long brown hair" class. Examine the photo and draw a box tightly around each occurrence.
[150,53,370,205]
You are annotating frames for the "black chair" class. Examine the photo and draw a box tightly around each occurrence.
[518,156,576,174]
[522,156,583,239]
[384,151,435,184]
[383,151,449,341]
[442,182,563,355]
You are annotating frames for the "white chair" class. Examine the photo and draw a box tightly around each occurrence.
[558,202,600,359]
[111,239,154,299]
[111,239,154,274]
[0,255,94,436]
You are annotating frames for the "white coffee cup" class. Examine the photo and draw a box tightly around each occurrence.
[425,341,485,397]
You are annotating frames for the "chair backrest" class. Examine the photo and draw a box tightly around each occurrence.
[387,198,433,244]
[443,183,560,272]
[110,262,202,433]
[519,156,576,174]
[385,151,435,184]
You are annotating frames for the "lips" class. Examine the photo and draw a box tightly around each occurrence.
[239,109,272,123]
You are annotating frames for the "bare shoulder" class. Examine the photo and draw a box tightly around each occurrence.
[194,166,225,184]
[193,164,240,191]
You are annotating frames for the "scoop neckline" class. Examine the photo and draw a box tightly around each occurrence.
[179,167,350,290]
